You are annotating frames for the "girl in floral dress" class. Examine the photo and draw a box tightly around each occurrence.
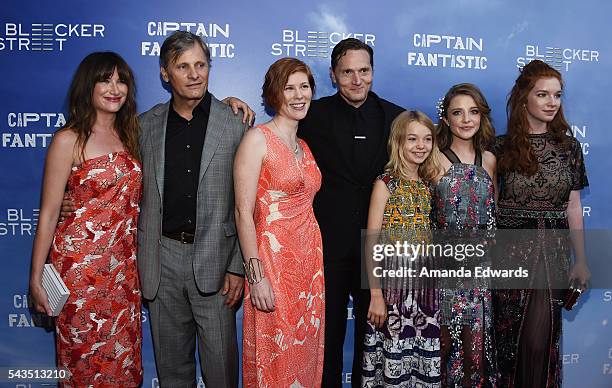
[432,83,498,387]
[362,110,441,387]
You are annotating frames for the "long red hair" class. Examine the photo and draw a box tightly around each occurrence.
[498,60,570,175]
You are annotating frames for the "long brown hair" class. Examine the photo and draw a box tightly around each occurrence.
[386,110,441,183]
[62,51,139,161]
[498,60,570,175]
[437,83,495,152]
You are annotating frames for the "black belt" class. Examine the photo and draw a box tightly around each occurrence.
[163,231,195,244]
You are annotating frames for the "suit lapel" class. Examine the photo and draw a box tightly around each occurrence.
[198,96,227,185]
[149,102,170,201]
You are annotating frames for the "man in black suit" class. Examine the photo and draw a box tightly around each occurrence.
[298,38,405,387]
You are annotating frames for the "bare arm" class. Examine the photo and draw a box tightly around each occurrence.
[366,179,391,328]
[233,127,275,311]
[567,190,590,289]
[483,151,498,203]
[29,130,77,315]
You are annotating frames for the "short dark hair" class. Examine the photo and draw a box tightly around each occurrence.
[159,31,211,68]
[262,57,315,112]
[331,38,373,70]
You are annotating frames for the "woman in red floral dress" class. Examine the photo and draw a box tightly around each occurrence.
[235,58,325,387]
[29,52,142,387]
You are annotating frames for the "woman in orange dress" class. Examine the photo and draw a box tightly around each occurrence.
[235,57,325,387]
[29,52,142,387]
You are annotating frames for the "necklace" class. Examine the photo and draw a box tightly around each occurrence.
[271,119,299,155]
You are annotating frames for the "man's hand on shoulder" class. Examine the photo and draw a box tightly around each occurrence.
[222,97,255,126]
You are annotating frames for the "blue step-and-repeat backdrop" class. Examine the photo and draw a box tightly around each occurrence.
[1,1,611,387]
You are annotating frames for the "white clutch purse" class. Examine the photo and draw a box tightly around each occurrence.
[42,263,70,316]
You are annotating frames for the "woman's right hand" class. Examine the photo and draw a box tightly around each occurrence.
[29,282,52,316]
[249,278,275,312]
[367,293,387,329]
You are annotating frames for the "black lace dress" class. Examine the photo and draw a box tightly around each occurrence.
[493,132,588,388]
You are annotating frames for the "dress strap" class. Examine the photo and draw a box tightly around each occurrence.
[475,149,483,167]
[441,147,482,166]
[377,172,398,195]
[441,148,461,164]
[378,173,394,186]
[257,124,271,135]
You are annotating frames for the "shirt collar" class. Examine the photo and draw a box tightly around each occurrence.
[334,91,377,113]
[169,91,211,119]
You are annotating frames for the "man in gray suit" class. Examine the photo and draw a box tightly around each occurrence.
[138,31,247,387]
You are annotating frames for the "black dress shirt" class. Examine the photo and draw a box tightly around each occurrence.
[337,94,385,173]
[162,92,211,235]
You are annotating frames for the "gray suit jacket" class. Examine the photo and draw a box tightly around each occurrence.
[137,95,246,300]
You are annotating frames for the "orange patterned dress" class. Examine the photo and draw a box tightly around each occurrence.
[50,151,143,387]
[243,125,325,388]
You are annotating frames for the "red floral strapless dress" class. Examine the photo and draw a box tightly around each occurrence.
[50,151,143,387]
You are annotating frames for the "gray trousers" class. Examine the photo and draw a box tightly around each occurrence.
[148,236,238,388]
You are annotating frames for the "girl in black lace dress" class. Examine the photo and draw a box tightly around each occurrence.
[493,60,590,387]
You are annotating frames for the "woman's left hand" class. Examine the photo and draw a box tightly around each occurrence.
[367,293,388,329]
[569,261,591,291]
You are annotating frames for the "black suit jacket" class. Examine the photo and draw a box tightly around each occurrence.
[298,92,405,266]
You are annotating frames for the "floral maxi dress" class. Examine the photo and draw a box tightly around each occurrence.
[242,125,325,388]
[431,148,497,387]
[50,151,143,387]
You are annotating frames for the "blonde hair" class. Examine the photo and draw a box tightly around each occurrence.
[385,110,441,182]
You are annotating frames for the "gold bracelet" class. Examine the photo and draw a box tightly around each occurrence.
[243,257,265,284]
